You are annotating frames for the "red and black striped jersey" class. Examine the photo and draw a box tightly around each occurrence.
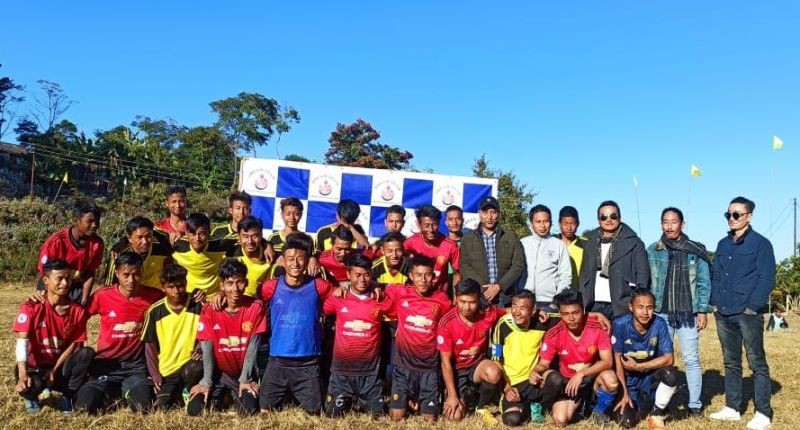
[436,306,506,370]
[385,284,452,371]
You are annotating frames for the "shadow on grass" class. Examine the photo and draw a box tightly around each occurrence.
[700,369,782,413]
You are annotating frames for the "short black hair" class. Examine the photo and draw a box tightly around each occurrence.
[186,213,211,233]
[237,216,263,233]
[165,185,187,198]
[125,216,154,236]
[280,197,304,212]
[730,196,755,213]
[285,232,314,256]
[512,289,535,305]
[333,224,354,244]
[346,252,372,271]
[415,204,442,222]
[454,278,481,298]
[629,287,656,305]
[409,255,435,270]
[661,207,684,223]
[73,200,102,220]
[115,251,144,270]
[381,231,405,246]
[552,289,583,309]
[597,200,621,218]
[387,205,406,217]
[337,199,361,224]
[229,191,252,207]
[445,205,463,216]
[42,259,70,275]
[559,206,580,223]
[219,258,248,280]
[160,264,188,285]
[528,204,551,222]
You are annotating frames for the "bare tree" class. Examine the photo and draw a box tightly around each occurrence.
[31,80,76,132]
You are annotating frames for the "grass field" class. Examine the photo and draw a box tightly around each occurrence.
[0,283,796,430]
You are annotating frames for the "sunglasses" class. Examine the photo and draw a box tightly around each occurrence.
[724,211,749,221]
[599,213,619,221]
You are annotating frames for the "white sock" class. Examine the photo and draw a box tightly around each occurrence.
[654,382,677,410]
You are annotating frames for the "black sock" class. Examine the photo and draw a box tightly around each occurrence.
[477,382,499,409]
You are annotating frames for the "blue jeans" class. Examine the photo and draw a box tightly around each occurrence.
[657,314,702,409]
[715,312,772,417]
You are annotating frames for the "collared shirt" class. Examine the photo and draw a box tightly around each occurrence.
[482,227,498,284]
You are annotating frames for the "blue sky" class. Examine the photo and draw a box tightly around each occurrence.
[3,1,798,259]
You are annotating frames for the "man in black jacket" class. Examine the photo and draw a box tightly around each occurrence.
[579,200,649,320]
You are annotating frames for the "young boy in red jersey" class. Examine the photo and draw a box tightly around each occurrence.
[73,252,164,414]
[386,255,453,421]
[14,259,93,414]
[531,289,619,427]
[155,185,188,242]
[322,252,395,417]
[318,225,357,285]
[403,205,460,294]
[37,200,104,305]
[187,259,266,416]
[438,278,509,425]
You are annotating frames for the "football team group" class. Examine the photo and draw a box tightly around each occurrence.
[14,186,777,429]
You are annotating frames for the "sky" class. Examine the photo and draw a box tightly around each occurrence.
[2,1,799,259]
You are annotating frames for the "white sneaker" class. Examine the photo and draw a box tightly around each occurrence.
[746,412,771,430]
[709,406,741,421]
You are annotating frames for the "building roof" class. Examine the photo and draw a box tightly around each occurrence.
[0,141,27,155]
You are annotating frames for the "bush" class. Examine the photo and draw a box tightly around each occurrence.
[0,185,230,282]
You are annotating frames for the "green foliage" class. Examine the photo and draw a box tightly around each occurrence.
[210,92,300,156]
[773,256,800,310]
[0,64,25,140]
[325,119,413,170]
[284,153,311,163]
[472,154,536,238]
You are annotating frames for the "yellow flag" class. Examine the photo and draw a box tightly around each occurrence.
[773,135,783,150]
[690,164,702,176]
[62,172,68,183]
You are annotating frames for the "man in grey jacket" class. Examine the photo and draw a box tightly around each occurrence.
[579,200,649,320]
[460,196,525,306]
[519,205,571,309]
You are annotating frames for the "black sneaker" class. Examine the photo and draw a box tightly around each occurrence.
[690,407,703,417]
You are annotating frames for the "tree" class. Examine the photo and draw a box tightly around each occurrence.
[210,92,300,157]
[30,80,76,132]
[472,154,536,238]
[284,154,311,163]
[324,119,413,170]
[774,256,800,313]
[0,64,25,140]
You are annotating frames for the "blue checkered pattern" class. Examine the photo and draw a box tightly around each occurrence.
[240,158,498,239]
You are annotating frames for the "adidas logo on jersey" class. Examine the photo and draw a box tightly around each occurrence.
[402,301,410,308]
[561,349,569,356]
[456,339,464,345]
[213,324,221,330]
[109,311,117,318]
[341,307,349,313]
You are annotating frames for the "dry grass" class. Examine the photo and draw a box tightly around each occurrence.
[0,282,797,430]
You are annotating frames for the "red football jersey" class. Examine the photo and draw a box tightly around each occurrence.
[403,233,460,292]
[37,227,104,282]
[12,299,88,369]
[323,292,395,376]
[540,317,612,378]
[318,250,350,285]
[154,218,186,236]
[196,297,267,377]
[88,286,163,362]
[386,284,452,371]
[436,306,506,370]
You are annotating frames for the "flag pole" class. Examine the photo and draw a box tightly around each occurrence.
[20,173,69,282]
[633,176,642,236]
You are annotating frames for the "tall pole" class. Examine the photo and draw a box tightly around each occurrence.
[794,197,797,258]
[29,149,35,199]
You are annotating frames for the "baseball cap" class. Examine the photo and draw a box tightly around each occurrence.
[479,196,499,210]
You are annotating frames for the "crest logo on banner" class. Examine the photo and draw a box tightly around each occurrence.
[309,167,342,201]
[371,173,403,206]
[246,167,277,194]
[434,182,462,208]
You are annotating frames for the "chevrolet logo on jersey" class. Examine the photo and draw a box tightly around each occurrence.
[459,346,479,356]
[343,320,373,332]
[220,336,248,346]
[112,321,142,333]
[41,337,60,348]
[406,315,433,327]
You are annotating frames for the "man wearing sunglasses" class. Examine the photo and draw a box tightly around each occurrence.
[578,201,649,322]
[709,197,775,430]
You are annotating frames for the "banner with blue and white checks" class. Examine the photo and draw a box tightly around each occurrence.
[239,157,499,239]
